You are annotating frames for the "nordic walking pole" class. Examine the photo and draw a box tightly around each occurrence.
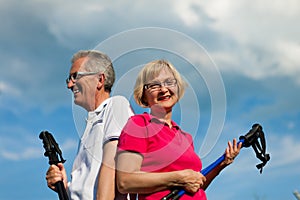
[39,131,69,200]
[162,124,270,200]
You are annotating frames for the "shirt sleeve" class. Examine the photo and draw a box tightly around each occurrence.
[117,115,149,156]
[102,96,134,144]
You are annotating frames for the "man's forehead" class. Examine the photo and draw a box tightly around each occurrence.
[70,57,87,73]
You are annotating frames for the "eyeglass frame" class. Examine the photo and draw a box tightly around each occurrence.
[143,78,177,90]
[66,71,100,84]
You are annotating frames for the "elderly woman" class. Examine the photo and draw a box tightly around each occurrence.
[116,60,242,200]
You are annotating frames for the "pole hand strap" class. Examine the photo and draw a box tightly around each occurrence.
[239,124,270,173]
[39,131,69,200]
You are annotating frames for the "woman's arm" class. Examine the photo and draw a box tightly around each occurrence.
[96,140,118,200]
[116,151,206,194]
[203,138,242,190]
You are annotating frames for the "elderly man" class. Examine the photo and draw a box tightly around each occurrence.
[46,50,133,200]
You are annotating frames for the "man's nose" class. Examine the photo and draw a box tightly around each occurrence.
[67,80,75,89]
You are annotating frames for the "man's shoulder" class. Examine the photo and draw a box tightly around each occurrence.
[110,95,130,104]
[106,95,134,117]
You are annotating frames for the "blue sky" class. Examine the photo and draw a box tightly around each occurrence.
[0,0,300,200]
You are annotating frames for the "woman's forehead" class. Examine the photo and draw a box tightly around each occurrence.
[146,67,173,81]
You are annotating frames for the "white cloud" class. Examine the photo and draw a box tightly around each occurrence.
[0,136,77,161]
[276,40,300,81]
[10,0,296,86]
[1,147,41,161]
[197,0,300,43]
[3,0,299,84]
[0,81,21,97]
[173,0,300,83]
[268,135,300,168]
[172,0,202,27]
[61,139,78,152]
[0,129,44,161]
[46,1,106,46]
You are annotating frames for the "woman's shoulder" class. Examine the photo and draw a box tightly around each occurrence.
[128,113,150,125]
[130,112,149,119]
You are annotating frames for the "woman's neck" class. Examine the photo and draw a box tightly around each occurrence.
[151,108,173,127]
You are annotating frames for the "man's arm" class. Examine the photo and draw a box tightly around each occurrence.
[96,140,118,200]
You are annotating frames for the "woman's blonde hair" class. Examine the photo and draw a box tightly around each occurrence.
[134,60,187,107]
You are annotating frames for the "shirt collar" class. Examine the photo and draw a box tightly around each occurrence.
[145,112,180,130]
[87,97,110,121]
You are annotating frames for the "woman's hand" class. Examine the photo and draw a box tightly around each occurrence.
[178,169,206,194]
[223,138,242,166]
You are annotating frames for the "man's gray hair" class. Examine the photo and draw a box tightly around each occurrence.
[72,50,115,92]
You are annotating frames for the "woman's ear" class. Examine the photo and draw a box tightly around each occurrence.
[141,95,148,106]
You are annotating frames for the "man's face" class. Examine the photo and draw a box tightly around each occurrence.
[66,57,98,111]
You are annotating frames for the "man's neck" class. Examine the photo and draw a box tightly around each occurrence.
[93,90,110,111]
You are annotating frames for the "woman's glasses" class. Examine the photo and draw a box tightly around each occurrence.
[144,79,177,91]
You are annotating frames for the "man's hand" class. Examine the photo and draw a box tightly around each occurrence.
[46,163,68,191]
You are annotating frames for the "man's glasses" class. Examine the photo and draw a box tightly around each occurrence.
[144,79,177,91]
[66,71,99,84]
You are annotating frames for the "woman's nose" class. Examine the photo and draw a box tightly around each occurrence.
[159,85,169,92]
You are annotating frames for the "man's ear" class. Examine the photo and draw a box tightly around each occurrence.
[97,74,105,89]
[99,73,105,83]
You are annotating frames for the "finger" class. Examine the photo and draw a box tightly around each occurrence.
[231,139,239,154]
[46,175,63,190]
[234,138,242,153]
[191,184,200,193]
[56,163,65,171]
[47,183,55,191]
[233,138,237,150]
[228,140,233,148]
[46,169,64,182]
[228,140,234,153]
[225,146,230,157]
[238,140,243,149]
[202,175,206,182]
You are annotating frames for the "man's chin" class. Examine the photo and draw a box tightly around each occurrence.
[74,99,82,107]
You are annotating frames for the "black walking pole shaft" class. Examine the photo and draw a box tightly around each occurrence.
[55,181,69,200]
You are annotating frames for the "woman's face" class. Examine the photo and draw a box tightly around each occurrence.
[143,68,178,113]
